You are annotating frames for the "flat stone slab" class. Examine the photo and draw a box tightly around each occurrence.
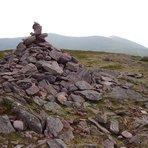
[75,90,102,101]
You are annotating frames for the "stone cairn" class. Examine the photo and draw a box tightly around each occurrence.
[0,23,146,147]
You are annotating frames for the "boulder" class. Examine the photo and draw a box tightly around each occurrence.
[44,116,63,137]
[13,102,42,133]
[38,60,63,75]
[0,115,15,134]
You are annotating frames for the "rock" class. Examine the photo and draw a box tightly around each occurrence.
[121,130,133,138]
[43,102,62,113]
[98,114,108,124]
[0,115,15,134]
[38,79,57,95]
[104,86,146,101]
[58,53,72,63]
[110,119,119,134]
[70,94,85,103]
[26,84,39,95]
[39,60,63,75]
[37,41,52,48]
[59,130,74,142]
[33,96,46,106]
[75,80,93,90]
[56,92,67,104]
[15,42,26,55]
[129,133,148,145]
[102,139,114,148]
[47,139,67,148]
[13,102,42,133]
[27,56,37,63]
[75,90,102,101]
[21,63,37,74]
[88,118,110,134]
[49,49,62,61]
[44,116,63,137]
[23,36,36,45]
[66,62,79,71]
[17,78,32,89]
[13,120,24,131]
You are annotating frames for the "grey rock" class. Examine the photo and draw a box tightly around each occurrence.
[58,53,72,63]
[39,79,57,95]
[110,119,119,134]
[27,56,37,63]
[75,80,93,90]
[129,133,148,145]
[70,94,85,103]
[76,90,102,101]
[44,116,63,137]
[21,63,37,74]
[102,139,114,148]
[15,42,26,55]
[33,96,46,106]
[66,62,79,71]
[88,118,110,134]
[121,130,133,138]
[39,60,63,75]
[26,84,39,95]
[49,49,62,61]
[0,115,15,134]
[47,139,67,148]
[23,36,36,45]
[104,86,146,101]
[59,130,74,142]
[13,102,42,133]
[43,102,62,113]
[37,41,52,48]
[98,114,108,124]
[2,81,12,93]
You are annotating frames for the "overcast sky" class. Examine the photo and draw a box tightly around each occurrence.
[0,0,148,47]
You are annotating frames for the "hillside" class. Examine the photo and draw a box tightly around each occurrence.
[0,34,148,56]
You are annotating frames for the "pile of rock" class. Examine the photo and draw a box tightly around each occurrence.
[0,23,147,147]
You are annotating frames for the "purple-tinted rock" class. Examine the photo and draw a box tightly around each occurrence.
[58,53,72,63]
[23,36,36,45]
[75,80,93,90]
[38,79,57,95]
[26,84,39,95]
[66,62,80,72]
[21,63,37,74]
[49,49,62,61]
[13,120,24,131]
[38,60,63,75]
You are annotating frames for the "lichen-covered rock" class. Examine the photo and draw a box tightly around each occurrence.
[44,116,63,137]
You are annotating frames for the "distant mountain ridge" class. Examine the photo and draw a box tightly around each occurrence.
[0,33,148,56]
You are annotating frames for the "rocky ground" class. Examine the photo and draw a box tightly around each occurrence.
[0,31,147,148]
